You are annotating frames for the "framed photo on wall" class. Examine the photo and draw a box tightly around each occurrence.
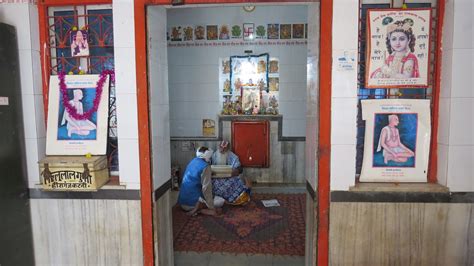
[70,30,89,57]
[360,99,431,182]
[243,23,255,41]
[242,86,260,113]
[46,74,110,155]
[365,9,432,88]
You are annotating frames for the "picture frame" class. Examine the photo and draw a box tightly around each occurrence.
[365,8,432,88]
[242,86,260,113]
[182,25,194,41]
[219,24,230,40]
[195,25,206,41]
[70,30,89,57]
[206,25,218,40]
[243,23,255,41]
[170,26,183,41]
[202,119,216,137]
[292,24,305,39]
[280,24,291,39]
[360,99,431,182]
[267,24,279,39]
[46,74,110,155]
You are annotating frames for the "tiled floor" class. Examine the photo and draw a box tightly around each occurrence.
[174,252,305,266]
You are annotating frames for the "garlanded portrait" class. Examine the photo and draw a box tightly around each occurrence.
[46,73,111,155]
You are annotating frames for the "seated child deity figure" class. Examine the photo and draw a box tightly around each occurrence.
[371,20,419,79]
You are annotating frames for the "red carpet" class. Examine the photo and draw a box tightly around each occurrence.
[172,193,305,256]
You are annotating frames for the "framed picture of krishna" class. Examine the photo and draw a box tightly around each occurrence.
[46,73,110,155]
[365,8,432,88]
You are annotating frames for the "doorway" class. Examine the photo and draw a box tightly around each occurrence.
[143,2,323,265]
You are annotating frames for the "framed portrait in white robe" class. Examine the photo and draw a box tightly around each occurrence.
[360,99,431,182]
[46,74,110,155]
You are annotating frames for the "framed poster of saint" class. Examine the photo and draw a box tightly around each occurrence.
[365,9,432,88]
[360,99,431,182]
[46,73,110,155]
[70,30,90,57]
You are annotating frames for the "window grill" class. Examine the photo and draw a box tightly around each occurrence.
[46,5,119,174]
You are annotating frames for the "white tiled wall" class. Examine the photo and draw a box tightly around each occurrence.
[148,6,171,190]
[330,0,473,192]
[330,0,359,191]
[167,5,308,137]
[438,0,474,191]
[113,0,141,189]
[0,4,45,188]
[305,3,320,190]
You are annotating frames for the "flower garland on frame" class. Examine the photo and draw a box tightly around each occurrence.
[58,70,114,121]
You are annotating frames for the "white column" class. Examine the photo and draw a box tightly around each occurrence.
[330,0,359,191]
[438,0,474,191]
[113,0,141,189]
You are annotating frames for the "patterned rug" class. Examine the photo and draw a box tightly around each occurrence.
[172,193,305,256]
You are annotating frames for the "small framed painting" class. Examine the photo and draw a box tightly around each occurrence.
[242,86,260,113]
[231,25,242,39]
[280,24,291,39]
[202,119,216,137]
[243,23,255,41]
[70,30,89,57]
[206,25,218,40]
[255,25,266,39]
[195,25,206,41]
[219,25,230,40]
[182,26,194,41]
[267,24,279,39]
[292,24,304,39]
[170,26,183,41]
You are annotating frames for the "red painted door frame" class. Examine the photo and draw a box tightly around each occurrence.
[318,1,332,265]
[134,1,332,265]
